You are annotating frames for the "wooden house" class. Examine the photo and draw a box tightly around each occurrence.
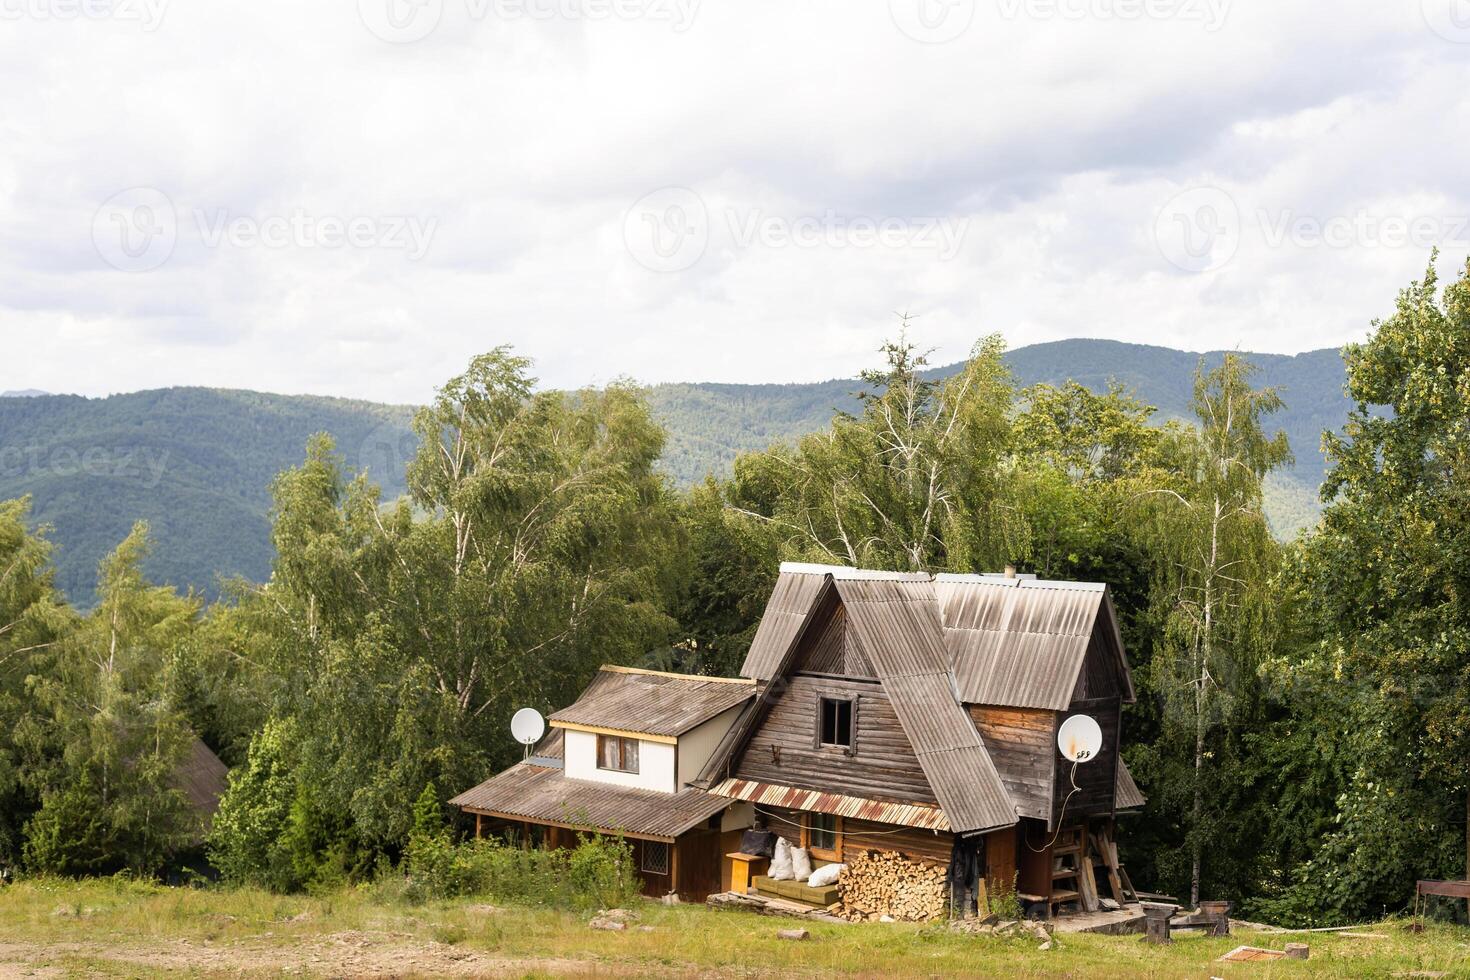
[696,563,1145,918]
[450,563,1145,917]
[449,665,758,900]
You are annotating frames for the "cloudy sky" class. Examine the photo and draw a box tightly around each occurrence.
[2,0,1468,403]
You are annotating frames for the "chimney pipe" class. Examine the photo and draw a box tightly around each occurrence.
[1004,564,1017,579]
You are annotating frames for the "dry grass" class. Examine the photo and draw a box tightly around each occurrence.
[1,877,1467,978]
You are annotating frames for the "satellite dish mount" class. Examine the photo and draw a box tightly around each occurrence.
[511,708,546,761]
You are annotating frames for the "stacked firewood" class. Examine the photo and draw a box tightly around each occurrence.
[836,849,947,921]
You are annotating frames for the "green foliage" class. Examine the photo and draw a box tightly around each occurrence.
[400,834,638,910]
[17,523,200,876]
[1262,254,1470,922]
[207,718,300,891]
[0,343,1344,609]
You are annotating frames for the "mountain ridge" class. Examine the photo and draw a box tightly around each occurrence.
[0,339,1346,606]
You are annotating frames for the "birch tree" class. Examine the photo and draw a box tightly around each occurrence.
[728,330,1025,573]
[1139,354,1289,906]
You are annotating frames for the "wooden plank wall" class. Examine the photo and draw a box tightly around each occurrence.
[970,705,1055,821]
[794,601,875,677]
[733,675,936,804]
[759,805,954,865]
[1053,696,1121,821]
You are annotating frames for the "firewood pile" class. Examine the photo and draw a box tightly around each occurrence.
[836,849,947,921]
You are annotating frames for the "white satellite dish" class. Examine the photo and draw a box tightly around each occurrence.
[511,708,546,756]
[1057,714,1103,763]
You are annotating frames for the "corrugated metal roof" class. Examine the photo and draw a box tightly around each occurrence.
[449,764,731,842]
[710,777,951,832]
[549,665,754,738]
[935,575,1133,710]
[1115,757,1146,811]
[834,577,1017,834]
[739,564,833,680]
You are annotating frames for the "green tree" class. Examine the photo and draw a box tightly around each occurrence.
[1269,255,1470,921]
[234,349,681,859]
[1134,355,1290,906]
[727,331,1024,573]
[0,499,63,861]
[18,522,200,875]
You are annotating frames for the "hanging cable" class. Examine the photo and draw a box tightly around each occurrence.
[752,804,931,841]
[1026,761,1080,853]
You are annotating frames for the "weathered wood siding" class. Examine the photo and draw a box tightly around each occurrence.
[985,825,1019,896]
[732,674,937,805]
[793,601,875,678]
[1071,620,1125,702]
[1053,696,1121,821]
[969,705,1055,821]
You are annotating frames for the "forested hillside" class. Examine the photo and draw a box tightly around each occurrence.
[0,340,1347,605]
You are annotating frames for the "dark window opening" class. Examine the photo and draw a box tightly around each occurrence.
[819,697,852,748]
[641,840,670,875]
[808,813,838,852]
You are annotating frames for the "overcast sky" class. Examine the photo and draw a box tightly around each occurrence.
[3,1,1468,403]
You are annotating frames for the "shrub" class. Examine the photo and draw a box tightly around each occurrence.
[401,833,637,910]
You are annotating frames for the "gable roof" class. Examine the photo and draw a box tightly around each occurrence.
[742,563,1134,712]
[936,574,1135,710]
[832,575,1017,834]
[549,665,755,739]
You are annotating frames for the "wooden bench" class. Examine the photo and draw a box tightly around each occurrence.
[1414,879,1470,925]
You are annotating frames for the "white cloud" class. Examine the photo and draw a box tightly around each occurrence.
[1,0,1467,402]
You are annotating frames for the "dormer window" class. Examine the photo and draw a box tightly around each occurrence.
[597,734,640,774]
[819,697,853,748]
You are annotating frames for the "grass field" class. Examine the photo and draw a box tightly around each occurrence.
[0,878,1466,978]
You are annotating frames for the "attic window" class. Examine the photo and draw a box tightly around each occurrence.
[597,734,640,774]
[819,697,852,748]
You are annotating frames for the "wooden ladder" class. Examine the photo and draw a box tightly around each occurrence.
[1049,827,1087,917]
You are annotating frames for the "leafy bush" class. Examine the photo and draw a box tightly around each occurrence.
[400,833,637,910]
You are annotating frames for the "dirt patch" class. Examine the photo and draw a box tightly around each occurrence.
[0,934,610,977]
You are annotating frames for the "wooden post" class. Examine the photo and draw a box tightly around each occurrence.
[672,839,681,898]
[1140,901,1178,945]
[475,812,482,839]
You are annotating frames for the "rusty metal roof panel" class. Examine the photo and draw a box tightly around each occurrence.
[709,777,951,832]
[739,564,836,680]
[549,666,754,738]
[834,577,1017,834]
[449,764,731,841]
